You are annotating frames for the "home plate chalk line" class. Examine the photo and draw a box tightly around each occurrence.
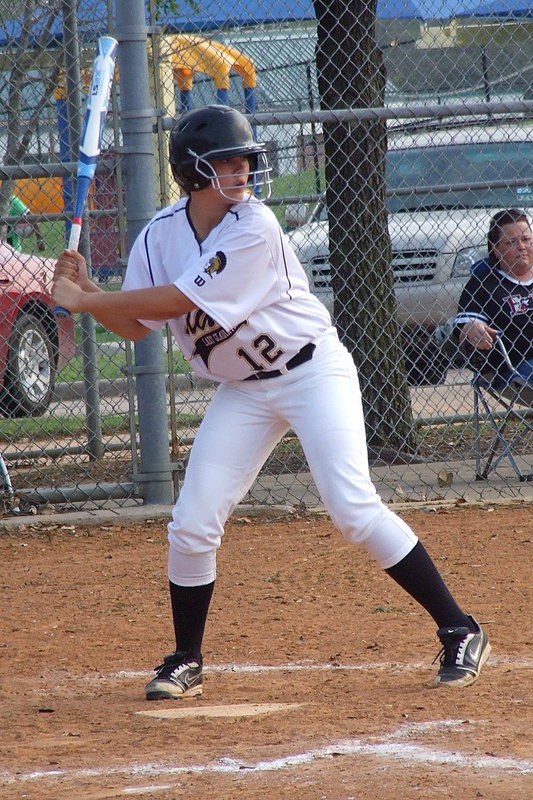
[3,658,531,790]
[2,719,532,789]
[100,652,532,681]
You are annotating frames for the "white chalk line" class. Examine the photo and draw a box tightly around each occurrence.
[2,719,532,789]
[4,660,531,792]
[105,653,533,681]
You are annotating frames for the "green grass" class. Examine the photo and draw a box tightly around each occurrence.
[0,413,130,443]
[0,410,203,444]
[57,344,192,383]
[19,220,65,259]
[272,168,324,199]
[57,353,127,383]
[92,325,123,345]
[269,169,325,226]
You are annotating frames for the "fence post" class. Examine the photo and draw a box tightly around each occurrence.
[114,0,174,505]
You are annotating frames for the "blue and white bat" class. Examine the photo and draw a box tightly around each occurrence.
[55,35,118,316]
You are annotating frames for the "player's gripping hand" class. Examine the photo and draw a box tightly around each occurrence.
[54,249,94,292]
[52,273,85,314]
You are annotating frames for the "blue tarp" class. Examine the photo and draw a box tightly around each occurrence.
[2,0,531,44]
[160,0,422,27]
[469,0,533,14]
[133,0,533,25]
[156,0,533,26]
[1,2,419,45]
[423,0,532,13]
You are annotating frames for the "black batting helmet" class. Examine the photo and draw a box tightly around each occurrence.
[168,105,271,196]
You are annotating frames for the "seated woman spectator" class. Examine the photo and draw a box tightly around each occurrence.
[454,208,533,387]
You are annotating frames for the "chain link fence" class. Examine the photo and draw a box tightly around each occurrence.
[0,0,531,516]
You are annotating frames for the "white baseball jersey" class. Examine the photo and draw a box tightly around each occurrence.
[122,196,333,382]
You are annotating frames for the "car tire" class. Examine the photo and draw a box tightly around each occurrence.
[402,333,449,387]
[1,314,57,417]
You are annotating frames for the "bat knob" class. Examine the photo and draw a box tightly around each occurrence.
[53,306,72,318]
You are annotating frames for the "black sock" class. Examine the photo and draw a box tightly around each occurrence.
[385,541,473,630]
[169,580,215,662]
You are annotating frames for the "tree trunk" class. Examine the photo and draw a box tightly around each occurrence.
[313,0,417,455]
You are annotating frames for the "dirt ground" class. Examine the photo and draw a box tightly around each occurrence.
[1,502,532,800]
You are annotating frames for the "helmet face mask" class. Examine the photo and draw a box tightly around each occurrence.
[169,105,272,200]
[190,147,271,201]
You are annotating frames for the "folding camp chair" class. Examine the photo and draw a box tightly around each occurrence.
[471,335,533,482]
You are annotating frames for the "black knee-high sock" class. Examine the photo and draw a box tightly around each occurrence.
[169,580,215,662]
[385,541,473,630]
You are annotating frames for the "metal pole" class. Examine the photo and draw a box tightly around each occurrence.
[114,0,174,504]
[481,46,491,104]
[61,0,104,460]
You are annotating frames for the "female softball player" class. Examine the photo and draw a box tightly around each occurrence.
[53,105,490,700]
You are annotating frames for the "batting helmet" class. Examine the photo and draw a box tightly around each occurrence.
[168,105,271,197]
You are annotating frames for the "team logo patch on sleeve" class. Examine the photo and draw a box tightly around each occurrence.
[204,251,227,278]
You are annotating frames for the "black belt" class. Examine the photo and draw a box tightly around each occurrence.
[244,343,316,381]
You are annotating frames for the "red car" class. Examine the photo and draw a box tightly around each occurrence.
[0,242,76,416]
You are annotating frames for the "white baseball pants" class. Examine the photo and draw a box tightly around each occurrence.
[168,329,417,586]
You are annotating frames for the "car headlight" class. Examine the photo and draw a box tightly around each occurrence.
[452,246,487,278]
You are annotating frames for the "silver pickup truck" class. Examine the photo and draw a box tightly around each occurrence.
[287,122,533,384]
